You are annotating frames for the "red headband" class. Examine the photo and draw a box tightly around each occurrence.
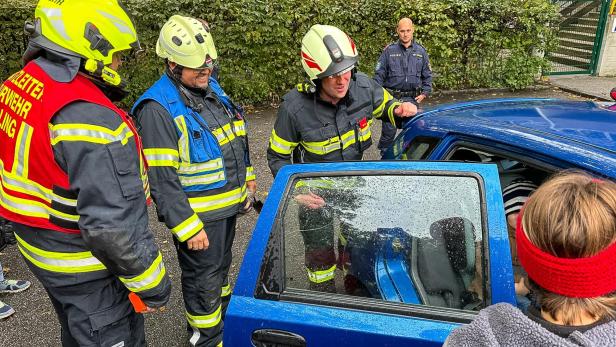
[516,212,616,298]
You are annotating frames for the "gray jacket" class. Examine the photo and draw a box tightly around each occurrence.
[445,303,616,347]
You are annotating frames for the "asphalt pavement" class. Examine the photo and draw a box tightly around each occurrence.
[0,86,589,346]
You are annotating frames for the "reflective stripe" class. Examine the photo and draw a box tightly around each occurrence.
[179,171,225,187]
[178,158,223,175]
[306,264,336,283]
[50,123,134,145]
[211,120,247,146]
[172,213,204,242]
[189,327,201,347]
[119,252,166,292]
[387,101,402,125]
[269,129,298,155]
[186,305,222,328]
[301,129,355,155]
[175,117,191,162]
[1,160,76,207]
[373,88,393,118]
[358,119,373,142]
[221,283,231,297]
[246,166,255,181]
[144,148,179,168]
[0,173,79,223]
[13,123,33,177]
[188,185,247,213]
[233,120,246,136]
[15,233,106,273]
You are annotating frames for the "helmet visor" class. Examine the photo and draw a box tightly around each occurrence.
[317,55,357,79]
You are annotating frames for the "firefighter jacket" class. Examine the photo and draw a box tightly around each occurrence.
[133,73,254,242]
[267,72,404,177]
[0,58,171,307]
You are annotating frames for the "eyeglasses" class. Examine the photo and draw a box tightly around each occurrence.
[187,66,214,76]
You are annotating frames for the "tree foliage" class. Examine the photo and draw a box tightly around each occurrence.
[0,0,559,106]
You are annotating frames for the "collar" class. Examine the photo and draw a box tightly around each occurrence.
[397,39,415,50]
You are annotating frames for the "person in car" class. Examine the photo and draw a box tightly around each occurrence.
[445,171,616,346]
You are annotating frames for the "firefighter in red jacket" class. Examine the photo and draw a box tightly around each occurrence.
[0,1,171,345]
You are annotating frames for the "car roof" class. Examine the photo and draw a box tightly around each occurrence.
[417,98,616,153]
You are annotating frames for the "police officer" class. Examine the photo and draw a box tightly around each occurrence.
[267,24,417,292]
[0,0,171,345]
[132,15,256,347]
[374,17,433,155]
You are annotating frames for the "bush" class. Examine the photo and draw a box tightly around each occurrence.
[0,0,559,106]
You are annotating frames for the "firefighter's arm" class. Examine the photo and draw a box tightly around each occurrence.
[135,101,206,244]
[50,102,171,308]
[370,79,417,128]
[243,123,256,192]
[267,105,300,177]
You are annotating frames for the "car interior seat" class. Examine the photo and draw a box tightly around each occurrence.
[410,217,478,309]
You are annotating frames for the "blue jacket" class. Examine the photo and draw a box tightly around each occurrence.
[374,40,432,95]
[132,74,227,192]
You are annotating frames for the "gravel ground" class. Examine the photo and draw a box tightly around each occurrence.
[0,86,588,346]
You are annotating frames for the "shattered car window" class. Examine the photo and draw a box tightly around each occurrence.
[282,174,486,311]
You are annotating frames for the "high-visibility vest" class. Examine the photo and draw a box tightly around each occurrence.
[0,61,147,233]
[132,74,228,192]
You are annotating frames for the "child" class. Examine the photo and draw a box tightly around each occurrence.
[445,171,616,346]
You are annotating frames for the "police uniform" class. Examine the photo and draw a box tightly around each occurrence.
[0,56,171,346]
[374,40,432,153]
[267,72,404,291]
[133,72,254,347]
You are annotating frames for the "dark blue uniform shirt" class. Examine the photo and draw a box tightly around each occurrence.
[374,40,432,95]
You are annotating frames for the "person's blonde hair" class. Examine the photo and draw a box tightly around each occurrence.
[522,171,616,325]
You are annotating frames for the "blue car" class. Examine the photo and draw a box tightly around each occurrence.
[224,98,616,346]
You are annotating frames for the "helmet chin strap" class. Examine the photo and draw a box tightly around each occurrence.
[165,65,204,112]
[83,59,125,88]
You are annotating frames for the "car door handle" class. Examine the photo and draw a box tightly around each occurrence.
[251,329,306,347]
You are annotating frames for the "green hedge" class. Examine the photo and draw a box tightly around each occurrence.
[0,0,559,106]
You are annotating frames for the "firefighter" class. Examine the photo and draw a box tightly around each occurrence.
[131,15,256,347]
[0,0,171,345]
[267,24,417,292]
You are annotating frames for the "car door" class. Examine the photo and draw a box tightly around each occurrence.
[225,161,515,347]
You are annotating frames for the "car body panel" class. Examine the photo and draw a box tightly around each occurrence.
[385,98,616,178]
[225,161,513,346]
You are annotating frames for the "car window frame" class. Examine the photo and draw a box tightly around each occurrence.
[400,136,441,160]
[255,169,493,324]
[438,137,588,175]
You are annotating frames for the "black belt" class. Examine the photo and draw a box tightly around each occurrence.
[386,88,422,99]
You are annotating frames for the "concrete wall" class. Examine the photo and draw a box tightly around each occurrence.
[597,15,616,76]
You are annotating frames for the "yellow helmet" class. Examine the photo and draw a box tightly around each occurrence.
[156,15,218,69]
[301,24,358,81]
[31,0,140,65]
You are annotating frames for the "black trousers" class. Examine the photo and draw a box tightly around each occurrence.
[377,97,418,153]
[174,215,237,347]
[45,279,145,347]
[298,207,359,294]
[15,227,145,347]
